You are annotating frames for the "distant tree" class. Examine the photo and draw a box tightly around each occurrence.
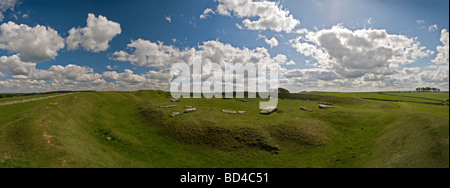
[278,88,291,94]
[416,87,440,92]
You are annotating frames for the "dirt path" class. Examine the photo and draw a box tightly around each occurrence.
[0,93,74,107]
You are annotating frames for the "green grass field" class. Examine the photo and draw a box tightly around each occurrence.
[0,94,58,103]
[321,92,449,103]
[0,91,448,168]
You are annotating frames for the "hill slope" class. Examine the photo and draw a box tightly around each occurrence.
[0,91,448,168]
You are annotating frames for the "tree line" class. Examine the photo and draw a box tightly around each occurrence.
[0,91,95,98]
[416,87,441,93]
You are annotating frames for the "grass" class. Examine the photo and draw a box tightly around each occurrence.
[385,92,449,102]
[321,92,449,103]
[0,93,58,103]
[0,90,448,168]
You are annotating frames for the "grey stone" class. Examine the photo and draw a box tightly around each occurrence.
[319,104,334,109]
[160,105,177,108]
[319,102,333,106]
[300,107,312,112]
[184,108,197,113]
[260,106,278,115]
[170,112,180,117]
[222,110,237,114]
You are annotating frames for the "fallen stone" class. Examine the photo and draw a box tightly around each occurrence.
[170,112,181,117]
[160,105,177,108]
[171,99,181,102]
[319,102,333,106]
[222,110,237,114]
[184,108,197,113]
[260,106,278,115]
[238,111,246,115]
[319,104,334,109]
[300,107,312,112]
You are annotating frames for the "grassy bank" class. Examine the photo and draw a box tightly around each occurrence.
[0,91,448,168]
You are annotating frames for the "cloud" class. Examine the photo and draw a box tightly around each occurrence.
[103,69,147,84]
[215,0,300,33]
[0,79,47,93]
[402,67,420,74]
[165,15,172,23]
[111,39,195,69]
[290,25,432,79]
[47,64,103,82]
[0,55,115,92]
[0,54,35,77]
[258,34,279,48]
[112,39,289,70]
[0,57,171,92]
[111,38,290,92]
[283,68,340,81]
[432,29,449,65]
[366,17,373,25]
[416,20,425,25]
[200,8,215,19]
[285,60,296,66]
[66,13,122,52]
[106,65,118,70]
[0,21,65,62]
[428,24,438,32]
[295,28,309,34]
[419,65,449,84]
[0,0,19,21]
[280,24,442,92]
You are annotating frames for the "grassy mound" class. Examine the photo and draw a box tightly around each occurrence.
[0,90,448,168]
[136,102,333,152]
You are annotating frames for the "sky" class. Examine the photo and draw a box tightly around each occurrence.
[0,0,449,93]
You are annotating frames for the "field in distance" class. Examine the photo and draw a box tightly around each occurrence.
[0,90,448,168]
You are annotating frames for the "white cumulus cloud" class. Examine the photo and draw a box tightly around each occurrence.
[112,39,290,70]
[0,54,35,77]
[0,0,19,21]
[258,34,279,48]
[290,25,432,79]
[429,24,438,32]
[200,8,215,19]
[215,0,300,33]
[0,21,65,62]
[165,15,172,23]
[111,39,195,69]
[432,29,449,65]
[66,13,122,52]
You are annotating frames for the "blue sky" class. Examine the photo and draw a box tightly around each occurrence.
[0,0,449,92]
